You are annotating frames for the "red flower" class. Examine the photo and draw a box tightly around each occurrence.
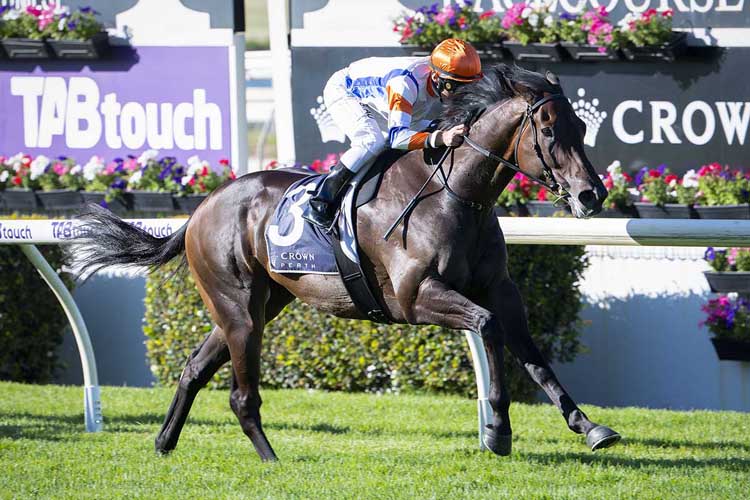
[648,169,661,178]
[642,8,658,20]
[536,189,547,201]
[661,9,673,17]
[603,177,614,190]
[664,174,678,184]
[219,158,229,166]
[229,171,236,180]
[200,166,209,176]
[264,160,278,170]
[188,177,196,186]
[311,159,323,172]
[623,173,633,182]
[479,11,495,20]
[21,155,31,166]
[12,176,22,186]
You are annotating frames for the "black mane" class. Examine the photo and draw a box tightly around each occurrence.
[439,64,562,128]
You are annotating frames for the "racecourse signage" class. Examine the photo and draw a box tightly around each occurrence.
[0,218,184,244]
[0,47,232,164]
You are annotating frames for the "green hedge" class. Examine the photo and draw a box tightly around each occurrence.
[144,245,587,402]
[0,245,73,383]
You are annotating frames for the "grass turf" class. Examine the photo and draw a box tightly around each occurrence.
[1,382,748,499]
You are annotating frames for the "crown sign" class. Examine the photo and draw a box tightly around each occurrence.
[570,88,606,148]
[310,96,346,144]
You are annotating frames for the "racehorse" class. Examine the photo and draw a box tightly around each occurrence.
[73,64,619,462]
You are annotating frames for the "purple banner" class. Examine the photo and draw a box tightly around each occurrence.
[0,46,232,165]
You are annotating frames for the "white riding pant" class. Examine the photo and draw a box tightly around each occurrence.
[323,69,388,173]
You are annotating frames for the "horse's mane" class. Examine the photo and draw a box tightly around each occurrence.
[438,64,562,128]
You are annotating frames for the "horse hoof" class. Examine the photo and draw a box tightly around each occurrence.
[154,437,174,455]
[483,425,512,456]
[586,425,621,451]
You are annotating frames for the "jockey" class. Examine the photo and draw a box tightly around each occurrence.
[302,38,484,228]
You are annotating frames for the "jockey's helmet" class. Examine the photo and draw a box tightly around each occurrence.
[429,39,483,92]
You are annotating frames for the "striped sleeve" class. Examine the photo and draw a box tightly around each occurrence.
[386,75,430,150]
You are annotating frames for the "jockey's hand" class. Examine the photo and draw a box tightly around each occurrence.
[439,124,468,147]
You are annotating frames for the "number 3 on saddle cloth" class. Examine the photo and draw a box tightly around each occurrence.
[265,150,406,323]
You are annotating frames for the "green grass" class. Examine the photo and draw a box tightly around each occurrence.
[1,382,748,499]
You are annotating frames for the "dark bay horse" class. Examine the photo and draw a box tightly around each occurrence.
[74,65,618,462]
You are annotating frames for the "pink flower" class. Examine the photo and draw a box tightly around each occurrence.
[52,162,67,176]
[662,9,674,17]
[435,6,455,26]
[124,158,138,171]
[26,6,42,17]
[479,11,495,20]
[597,6,608,16]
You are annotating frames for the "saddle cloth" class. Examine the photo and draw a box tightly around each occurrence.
[265,174,359,275]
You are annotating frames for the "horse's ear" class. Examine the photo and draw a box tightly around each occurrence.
[545,70,560,85]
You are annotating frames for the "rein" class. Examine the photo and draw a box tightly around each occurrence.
[382,94,571,241]
[464,93,571,203]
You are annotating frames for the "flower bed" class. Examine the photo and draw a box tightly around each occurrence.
[0,151,235,214]
[0,4,110,59]
[393,1,682,63]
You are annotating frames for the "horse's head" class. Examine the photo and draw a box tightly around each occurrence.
[441,65,608,218]
[511,71,607,218]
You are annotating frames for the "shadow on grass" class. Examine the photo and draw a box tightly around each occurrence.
[522,450,750,473]
[532,434,750,455]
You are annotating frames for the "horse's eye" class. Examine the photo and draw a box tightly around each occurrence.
[542,127,554,138]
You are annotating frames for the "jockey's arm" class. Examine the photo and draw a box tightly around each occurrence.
[386,76,467,149]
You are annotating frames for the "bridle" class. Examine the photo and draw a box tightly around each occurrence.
[462,93,571,202]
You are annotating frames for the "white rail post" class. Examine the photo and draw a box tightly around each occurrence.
[19,244,102,432]
[464,330,493,450]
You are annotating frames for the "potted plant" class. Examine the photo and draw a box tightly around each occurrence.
[34,155,85,212]
[126,152,178,213]
[617,8,686,62]
[45,6,109,59]
[701,295,750,362]
[171,156,236,214]
[0,153,39,211]
[693,163,750,219]
[501,1,564,62]
[703,247,750,293]
[633,165,697,218]
[598,160,637,218]
[496,172,534,216]
[394,1,505,60]
[558,7,620,62]
[81,154,130,213]
[0,5,52,58]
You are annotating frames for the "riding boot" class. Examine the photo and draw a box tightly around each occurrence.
[302,161,355,228]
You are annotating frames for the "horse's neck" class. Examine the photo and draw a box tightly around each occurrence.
[446,100,524,206]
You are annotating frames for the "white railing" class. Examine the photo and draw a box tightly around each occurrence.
[4,216,750,445]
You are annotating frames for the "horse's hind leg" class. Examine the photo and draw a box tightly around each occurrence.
[492,278,621,451]
[155,326,229,454]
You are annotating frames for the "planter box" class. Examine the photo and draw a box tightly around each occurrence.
[634,202,696,219]
[1,38,50,59]
[0,188,38,212]
[47,32,110,59]
[694,204,750,220]
[174,194,207,214]
[36,189,83,212]
[525,200,570,217]
[127,191,175,213]
[711,337,750,362]
[503,41,564,62]
[703,271,750,294]
[494,204,524,217]
[621,32,687,63]
[81,191,130,213]
[561,42,620,62]
[597,205,637,218]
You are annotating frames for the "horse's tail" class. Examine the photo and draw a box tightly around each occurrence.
[71,204,188,277]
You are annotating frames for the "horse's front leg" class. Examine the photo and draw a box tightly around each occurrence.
[408,277,512,456]
[491,277,621,451]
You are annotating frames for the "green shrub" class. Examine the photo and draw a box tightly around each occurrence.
[144,245,587,402]
[0,245,73,383]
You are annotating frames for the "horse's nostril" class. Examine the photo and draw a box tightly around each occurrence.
[578,189,597,208]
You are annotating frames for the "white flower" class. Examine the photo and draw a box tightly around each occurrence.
[0,171,9,183]
[187,155,201,166]
[606,160,621,174]
[628,187,640,198]
[668,179,678,188]
[521,7,532,19]
[528,13,539,27]
[129,170,143,186]
[682,169,699,189]
[58,17,67,31]
[181,175,192,186]
[137,149,159,166]
[70,164,83,175]
[82,156,105,181]
[413,12,425,23]
[3,10,20,21]
[543,15,554,27]
[54,6,70,16]
[29,155,51,180]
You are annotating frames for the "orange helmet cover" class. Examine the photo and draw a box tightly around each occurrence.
[430,39,483,83]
